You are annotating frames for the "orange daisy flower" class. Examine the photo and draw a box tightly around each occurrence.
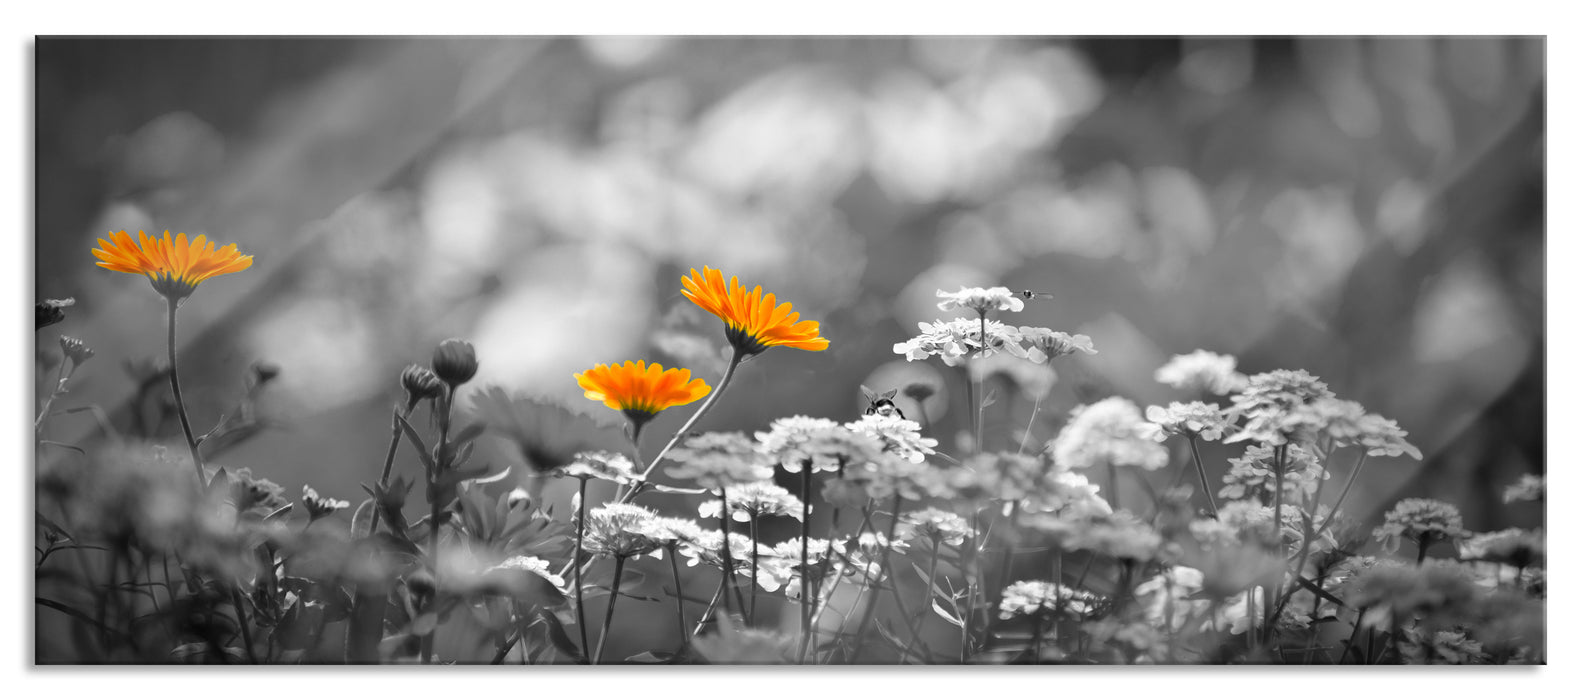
[680,266,830,356]
[93,230,253,301]
[575,360,712,426]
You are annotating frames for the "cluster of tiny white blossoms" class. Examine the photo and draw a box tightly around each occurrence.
[559,451,640,485]
[1017,327,1096,364]
[1142,401,1233,442]
[1154,350,1248,395]
[1373,498,1467,552]
[936,286,1025,316]
[892,318,1027,367]
[756,416,885,474]
[665,432,775,488]
[898,507,973,547]
[486,555,567,590]
[845,413,938,463]
[998,580,1096,620]
[698,480,805,522]
[1458,528,1545,568]
[1049,397,1169,472]
[1225,369,1335,445]
[1217,444,1327,503]
[1502,474,1545,503]
[583,503,667,559]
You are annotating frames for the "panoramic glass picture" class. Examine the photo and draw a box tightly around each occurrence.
[32,36,1544,665]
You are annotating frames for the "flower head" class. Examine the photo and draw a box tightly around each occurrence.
[936,286,1025,317]
[574,360,710,428]
[1048,397,1169,472]
[1225,369,1335,445]
[400,364,444,404]
[1502,474,1545,504]
[471,387,628,473]
[844,413,937,463]
[1217,444,1327,504]
[899,507,973,547]
[893,318,1024,367]
[432,339,478,387]
[757,416,884,474]
[699,480,805,522]
[1458,528,1544,570]
[998,580,1097,620]
[583,503,666,559]
[93,230,253,302]
[1374,498,1467,553]
[681,266,829,356]
[1154,350,1247,395]
[58,336,95,367]
[1142,401,1232,442]
[665,432,774,488]
[558,451,640,485]
[301,485,349,522]
[1016,327,1096,364]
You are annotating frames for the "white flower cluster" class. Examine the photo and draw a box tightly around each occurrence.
[936,286,1025,316]
[845,413,938,463]
[1142,401,1233,442]
[1049,397,1169,472]
[1374,498,1467,552]
[998,580,1096,620]
[1154,350,1248,395]
[699,481,805,522]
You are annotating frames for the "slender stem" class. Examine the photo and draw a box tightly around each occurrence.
[691,578,726,639]
[623,349,745,502]
[231,586,258,663]
[593,555,627,664]
[993,501,1020,612]
[573,478,591,659]
[902,539,940,658]
[850,494,906,658]
[748,514,760,625]
[366,399,420,538]
[1415,533,1432,565]
[668,546,689,648]
[1108,463,1121,511]
[1187,436,1219,517]
[419,391,453,665]
[165,298,206,480]
[33,358,71,434]
[798,466,812,658]
[975,313,987,450]
[718,486,736,617]
[1315,452,1369,537]
[1016,396,1042,456]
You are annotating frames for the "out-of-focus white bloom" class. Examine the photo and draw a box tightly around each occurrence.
[1154,350,1248,395]
[936,286,1025,316]
[1016,326,1096,365]
[997,580,1096,619]
[1373,498,1467,553]
[1502,474,1545,504]
[845,413,937,463]
[1134,566,1210,631]
[558,451,640,485]
[1025,511,1163,562]
[1049,397,1169,471]
[1458,528,1545,569]
[899,507,973,547]
[666,432,775,488]
[699,481,804,522]
[486,555,567,591]
[893,318,1025,367]
[301,485,350,521]
[757,416,885,473]
[763,538,851,598]
[1282,398,1424,460]
[1025,469,1112,517]
[1142,401,1232,442]
[970,351,1058,401]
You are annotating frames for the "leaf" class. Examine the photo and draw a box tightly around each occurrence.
[349,498,375,538]
[394,414,437,475]
[647,483,708,495]
[535,608,586,663]
[980,388,998,409]
[264,503,294,522]
[625,651,673,664]
[930,600,965,629]
[1294,576,1351,611]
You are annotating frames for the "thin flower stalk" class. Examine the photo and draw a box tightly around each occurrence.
[623,348,744,502]
[573,478,591,658]
[165,298,207,480]
[593,554,628,664]
[1187,436,1218,517]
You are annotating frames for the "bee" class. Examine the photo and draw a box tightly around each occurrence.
[1018,290,1055,301]
[860,384,905,420]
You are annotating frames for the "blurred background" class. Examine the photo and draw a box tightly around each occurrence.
[34,37,1544,657]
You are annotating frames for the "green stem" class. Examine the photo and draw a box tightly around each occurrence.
[718,486,736,617]
[593,555,627,664]
[366,399,420,538]
[902,539,941,659]
[33,357,72,434]
[420,389,455,665]
[797,465,812,658]
[165,298,206,480]
[749,514,760,626]
[975,313,987,450]
[1187,436,1218,517]
[1016,396,1042,456]
[669,546,689,648]
[1315,452,1369,537]
[623,349,744,502]
[573,478,591,659]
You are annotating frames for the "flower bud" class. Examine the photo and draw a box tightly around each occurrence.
[35,297,75,330]
[400,364,444,403]
[431,338,478,387]
[59,335,94,367]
